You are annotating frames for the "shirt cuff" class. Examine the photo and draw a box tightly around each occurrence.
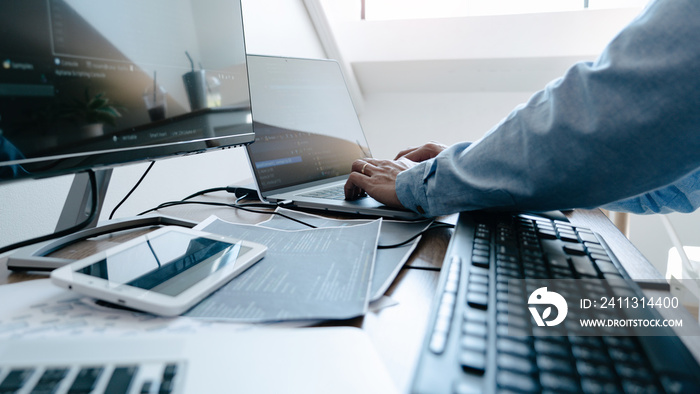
[396,160,435,217]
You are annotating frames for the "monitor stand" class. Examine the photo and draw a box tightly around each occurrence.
[5,169,197,271]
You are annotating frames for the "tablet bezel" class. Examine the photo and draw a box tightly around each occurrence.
[50,226,267,316]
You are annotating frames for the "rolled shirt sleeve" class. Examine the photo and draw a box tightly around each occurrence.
[602,168,700,214]
[396,0,700,217]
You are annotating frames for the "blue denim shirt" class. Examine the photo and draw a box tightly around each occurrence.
[396,0,700,217]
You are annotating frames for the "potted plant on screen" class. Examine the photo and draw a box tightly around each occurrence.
[61,89,125,137]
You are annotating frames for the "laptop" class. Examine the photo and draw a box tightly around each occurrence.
[245,55,421,220]
[0,327,397,394]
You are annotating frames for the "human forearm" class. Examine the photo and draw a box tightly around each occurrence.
[397,0,700,217]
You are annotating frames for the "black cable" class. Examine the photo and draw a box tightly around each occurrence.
[377,222,454,249]
[403,265,441,271]
[140,187,454,248]
[137,200,318,229]
[0,170,99,255]
[181,186,257,201]
[109,161,155,220]
[180,186,230,202]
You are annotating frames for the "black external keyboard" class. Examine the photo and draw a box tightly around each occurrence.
[411,211,700,393]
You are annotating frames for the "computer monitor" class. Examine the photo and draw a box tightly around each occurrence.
[0,0,253,269]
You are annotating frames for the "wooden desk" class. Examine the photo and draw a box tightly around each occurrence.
[0,194,449,393]
[1,202,695,392]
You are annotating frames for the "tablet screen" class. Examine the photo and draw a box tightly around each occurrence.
[77,231,250,296]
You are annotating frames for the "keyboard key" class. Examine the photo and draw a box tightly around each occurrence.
[615,363,654,382]
[572,346,609,364]
[536,354,576,375]
[453,380,482,394]
[496,258,519,270]
[497,353,537,374]
[537,229,558,240]
[429,331,448,354]
[495,291,524,305]
[555,222,575,232]
[468,273,488,285]
[444,278,459,293]
[568,335,602,349]
[609,348,645,365]
[495,311,529,329]
[569,255,599,277]
[563,243,587,256]
[0,368,34,392]
[466,293,488,310]
[473,241,489,250]
[576,360,617,381]
[536,222,556,232]
[580,378,621,394]
[470,266,489,277]
[463,308,487,324]
[34,368,69,393]
[621,379,662,394]
[104,366,138,394]
[471,255,489,268]
[661,374,700,394]
[534,338,571,359]
[496,370,540,393]
[463,322,488,337]
[595,260,620,274]
[602,336,637,351]
[585,243,607,255]
[460,349,486,375]
[496,266,520,278]
[461,334,487,353]
[300,185,346,200]
[434,314,451,333]
[577,230,599,243]
[441,292,456,308]
[159,378,176,394]
[496,338,533,358]
[496,323,531,338]
[559,234,579,244]
[68,367,103,393]
[540,371,580,392]
[467,282,488,294]
[140,381,153,394]
[474,237,489,245]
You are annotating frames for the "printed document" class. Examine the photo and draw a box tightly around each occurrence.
[187,217,380,322]
[258,208,432,299]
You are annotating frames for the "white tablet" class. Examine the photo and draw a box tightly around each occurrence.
[50,226,267,316]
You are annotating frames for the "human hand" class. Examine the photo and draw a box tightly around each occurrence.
[394,141,447,162]
[344,157,416,208]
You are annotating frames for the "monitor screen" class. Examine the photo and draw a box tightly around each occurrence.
[0,0,253,182]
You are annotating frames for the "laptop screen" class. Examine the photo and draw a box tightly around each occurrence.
[246,56,370,193]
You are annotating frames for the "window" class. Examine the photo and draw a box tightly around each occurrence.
[362,0,649,20]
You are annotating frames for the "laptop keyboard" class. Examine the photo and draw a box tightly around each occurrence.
[0,361,183,394]
[410,212,700,393]
[299,185,347,200]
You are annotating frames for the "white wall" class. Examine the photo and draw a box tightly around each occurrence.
[0,0,324,251]
[316,2,643,152]
[313,0,700,275]
[359,91,532,159]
